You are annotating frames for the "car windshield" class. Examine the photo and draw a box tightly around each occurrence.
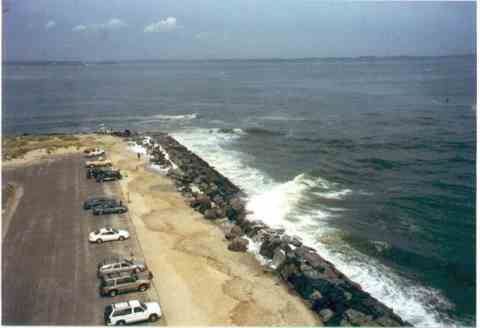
[140,302,147,310]
[94,230,100,234]
[112,229,118,233]
[105,305,113,318]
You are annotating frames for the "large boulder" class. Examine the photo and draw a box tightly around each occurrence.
[269,248,287,270]
[204,209,218,220]
[228,237,249,252]
[225,225,243,240]
[318,308,335,323]
[340,309,373,326]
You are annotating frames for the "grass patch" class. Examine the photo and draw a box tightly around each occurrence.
[2,134,91,160]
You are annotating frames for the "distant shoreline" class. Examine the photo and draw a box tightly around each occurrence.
[3,53,475,66]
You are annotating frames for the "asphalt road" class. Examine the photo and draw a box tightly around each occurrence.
[2,154,162,325]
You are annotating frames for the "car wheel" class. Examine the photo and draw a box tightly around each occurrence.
[109,290,118,297]
[116,320,126,325]
[96,239,103,244]
[119,236,125,241]
[138,284,148,292]
[149,314,158,322]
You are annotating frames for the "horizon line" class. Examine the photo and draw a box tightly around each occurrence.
[3,53,476,64]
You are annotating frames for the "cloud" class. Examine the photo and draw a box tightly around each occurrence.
[104,18,126,29]
[45,20,56,30]
[72,24,87,32]
[72,18,126,32]
[144,17,179,33]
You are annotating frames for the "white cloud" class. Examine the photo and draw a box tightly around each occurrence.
[72,18,126,32]
[144,17,179,33]
[104,18,126,29]
[45,20,56,30]
[72,24,87,32]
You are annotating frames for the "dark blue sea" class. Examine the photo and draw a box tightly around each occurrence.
[3,56,476,326]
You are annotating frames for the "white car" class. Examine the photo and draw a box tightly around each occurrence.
[89,227,130,244]
[104,300,161,325]
[85,148,106,158]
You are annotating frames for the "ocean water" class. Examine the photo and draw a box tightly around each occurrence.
[3,56,476,326]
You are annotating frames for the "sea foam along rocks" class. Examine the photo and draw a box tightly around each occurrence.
[149,133,410,327]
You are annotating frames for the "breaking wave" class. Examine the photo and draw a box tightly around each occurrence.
[170,128,451,327]
[151,113,198,120]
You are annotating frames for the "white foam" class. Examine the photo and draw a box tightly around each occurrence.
[149,164,170,175]
[315,189,352,199]
[127,143,147,155]
[171,128,452,327]
[152,113,197,120]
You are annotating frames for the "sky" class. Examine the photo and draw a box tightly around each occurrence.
[1,0,476,61]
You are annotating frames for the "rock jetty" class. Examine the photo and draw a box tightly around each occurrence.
[133,133,410,327]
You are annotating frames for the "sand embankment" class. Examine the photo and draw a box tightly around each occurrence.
[98,135,320,326]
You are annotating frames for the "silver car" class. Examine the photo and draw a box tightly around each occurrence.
[98,257,147,277]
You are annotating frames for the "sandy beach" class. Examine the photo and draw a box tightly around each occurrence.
[100,135,320,326]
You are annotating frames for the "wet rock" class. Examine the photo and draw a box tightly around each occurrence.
[228,237,249,252]
[269,248,287,270]
[279,263,299,280]
[259,236,283,259]
[318,308,335,323]
[225,225,243,240]
[229,197,244,211]
[215,207,226,219]
[342,309,373,326]
[204,209,218,220]
[374,315,402,327]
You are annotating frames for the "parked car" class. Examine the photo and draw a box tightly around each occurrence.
[100,271,153,297]
[85,148,106,158]
[86,167,112,179]
[93,203,128,215]
[83,197,118,210]
[104,300,161,325]
[96,170,122,183]
[84,147,96,154]
[85,159,112,168]
[89,227,129,244]
[98,257,148,277]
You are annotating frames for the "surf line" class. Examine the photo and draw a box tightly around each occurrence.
[136,132,410,327]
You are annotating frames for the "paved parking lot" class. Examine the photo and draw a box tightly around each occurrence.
[2,154,163,325]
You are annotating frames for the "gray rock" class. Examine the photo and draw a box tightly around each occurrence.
[318,308,335,323]
[374,315,402,327]
[343,309,373,326]
[225,225,243,240]
[228,237,249,252]
[270,248,287,270]
[279,263,299,280]
[204,209,218,220]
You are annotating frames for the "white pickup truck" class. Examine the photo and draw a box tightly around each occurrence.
[85,148,106,158]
